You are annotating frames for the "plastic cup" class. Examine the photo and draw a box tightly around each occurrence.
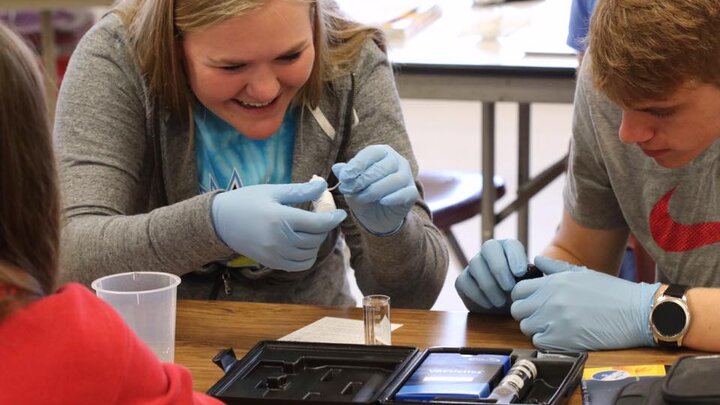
[92,272,181,362]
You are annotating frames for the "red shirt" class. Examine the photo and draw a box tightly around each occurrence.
[0,283,224,405]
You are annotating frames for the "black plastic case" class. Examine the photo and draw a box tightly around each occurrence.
[207,341,587,405]
[661,355,720,404]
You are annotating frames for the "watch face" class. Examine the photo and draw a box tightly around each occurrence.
[651,301,687,337]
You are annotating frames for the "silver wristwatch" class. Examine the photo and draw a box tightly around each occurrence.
[649,284,691,348]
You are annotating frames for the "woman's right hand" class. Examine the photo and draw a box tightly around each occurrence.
[211,180,347,272]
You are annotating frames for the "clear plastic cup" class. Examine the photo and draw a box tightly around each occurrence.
[92,272,181,362]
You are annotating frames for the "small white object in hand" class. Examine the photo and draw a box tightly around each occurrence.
[310,174,337,213]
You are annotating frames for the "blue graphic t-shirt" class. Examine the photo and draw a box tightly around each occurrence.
[194,104,296,193]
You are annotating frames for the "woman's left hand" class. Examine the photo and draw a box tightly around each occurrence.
[332,144,419,235]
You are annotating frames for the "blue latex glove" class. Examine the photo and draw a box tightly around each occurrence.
[454,239,530,313]
[510,256,661,351]
[332,145,419,235]
[211,180,347,272]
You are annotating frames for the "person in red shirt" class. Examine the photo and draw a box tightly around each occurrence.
[0,23,223,405]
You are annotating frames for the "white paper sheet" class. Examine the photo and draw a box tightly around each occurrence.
[279,316,403,345]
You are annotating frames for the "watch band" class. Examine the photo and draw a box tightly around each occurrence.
[657,340,680,349]
[654,284,690,348]
[663,284,689,299]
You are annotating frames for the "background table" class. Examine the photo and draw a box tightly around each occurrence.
[2,0,114,117]
[386,0,578,246]
[176,300,699,404]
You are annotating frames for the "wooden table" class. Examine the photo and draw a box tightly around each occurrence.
[176,300,698,404]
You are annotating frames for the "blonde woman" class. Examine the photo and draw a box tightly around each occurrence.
[0,23,221,404]
[55,0,448,306]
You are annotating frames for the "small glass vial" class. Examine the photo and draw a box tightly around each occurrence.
[486,358,537,402]
[363,294,391,345]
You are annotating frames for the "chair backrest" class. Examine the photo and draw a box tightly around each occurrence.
[419,170,505,230]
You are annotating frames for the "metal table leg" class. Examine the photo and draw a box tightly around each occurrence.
[517,103,531,249]
[40,10,57,120]
[481,101,496,242]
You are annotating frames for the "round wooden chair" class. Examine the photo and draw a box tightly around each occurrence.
[418,170,506,268]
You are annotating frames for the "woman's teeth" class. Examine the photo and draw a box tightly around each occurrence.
[239,100,272,107]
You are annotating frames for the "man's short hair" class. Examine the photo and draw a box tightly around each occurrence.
[589,0,720,107]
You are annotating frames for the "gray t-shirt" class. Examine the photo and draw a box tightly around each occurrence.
[566,59,720,286]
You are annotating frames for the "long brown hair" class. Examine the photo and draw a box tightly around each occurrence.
[0,24,60,317]
[114,0,384,123]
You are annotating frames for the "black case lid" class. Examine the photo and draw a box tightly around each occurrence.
[662,355,720,404]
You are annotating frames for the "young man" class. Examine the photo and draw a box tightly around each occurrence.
[456,0,720,352]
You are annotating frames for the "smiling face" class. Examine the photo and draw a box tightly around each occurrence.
[181,0,315,139]
[618,83,720,168]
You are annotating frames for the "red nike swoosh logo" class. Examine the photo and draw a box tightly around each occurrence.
[650,187,720,252]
